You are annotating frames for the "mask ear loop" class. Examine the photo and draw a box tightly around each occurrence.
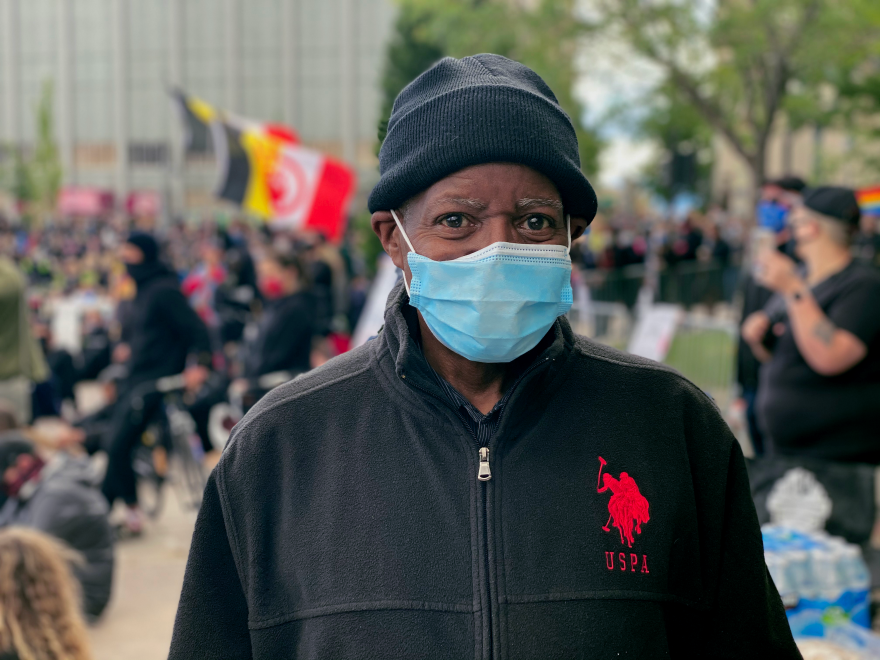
[390,209,416,295]
[566,214,571,255]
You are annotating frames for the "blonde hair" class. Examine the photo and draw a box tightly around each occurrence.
[806,208,854,247]
[0,528,92,660]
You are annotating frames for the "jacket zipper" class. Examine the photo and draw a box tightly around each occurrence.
[400,356,551,660]
[478,447,491,481]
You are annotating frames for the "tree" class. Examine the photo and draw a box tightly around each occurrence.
[635,84,713,203]
[376,4,446,152]
[377,0,603,174]
[833,2,880,172]
[12,80,63,223]
[591,0,874,205]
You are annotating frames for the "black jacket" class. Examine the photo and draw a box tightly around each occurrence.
[736,274,774,392]
[170,283,800,659]
[242,291,315,379]
[124,263,211,385]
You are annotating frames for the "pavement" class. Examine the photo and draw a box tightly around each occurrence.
[88,487,198,660]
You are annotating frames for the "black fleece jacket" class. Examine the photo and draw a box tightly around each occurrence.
[170,282,800,660]
[124,263,212,385]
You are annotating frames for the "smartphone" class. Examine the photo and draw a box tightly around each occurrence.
[751,227,777,278]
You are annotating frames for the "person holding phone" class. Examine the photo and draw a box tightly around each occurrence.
[736,176,806,455]
[743,186,880,463]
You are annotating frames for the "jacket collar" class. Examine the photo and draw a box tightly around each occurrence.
[375,280,575,430]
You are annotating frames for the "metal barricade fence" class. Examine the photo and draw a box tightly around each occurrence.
[569,282,739,410]
[580,260,738,309]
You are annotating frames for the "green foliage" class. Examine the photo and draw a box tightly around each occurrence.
[832,2,880,170]
[636,84,713,202]
[592,0,877,193]
[376,5,446,152]
[349,210,385,278]
[12,81,63,222]
[377,0,603,173]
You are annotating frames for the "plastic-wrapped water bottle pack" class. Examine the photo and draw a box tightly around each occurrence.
[762,525,877,653]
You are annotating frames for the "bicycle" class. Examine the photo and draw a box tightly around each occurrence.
[207,370,300,452]
[129,375,206,519]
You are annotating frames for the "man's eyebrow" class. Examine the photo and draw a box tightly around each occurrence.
[516,198,564,211]
[429,197,489,211]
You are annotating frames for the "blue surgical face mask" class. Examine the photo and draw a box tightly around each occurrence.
[391,209,573,363]
[756,200,789,234]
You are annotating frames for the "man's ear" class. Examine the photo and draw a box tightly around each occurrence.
[371,210,406,270]
[570,216,589,241]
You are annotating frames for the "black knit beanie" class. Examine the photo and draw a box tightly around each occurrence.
[369,54,598,222]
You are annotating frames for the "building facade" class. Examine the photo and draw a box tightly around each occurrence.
[0,0,395,215]
[711,118,880,217]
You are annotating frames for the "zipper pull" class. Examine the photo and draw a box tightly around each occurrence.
[478,447,491,482]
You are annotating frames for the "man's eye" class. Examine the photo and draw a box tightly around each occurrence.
[440,214,466,228]
[524,215,552,231]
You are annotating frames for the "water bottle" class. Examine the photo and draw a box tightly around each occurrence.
[809,548,839,598]
[839,545,870,591]
[785,550,810,595]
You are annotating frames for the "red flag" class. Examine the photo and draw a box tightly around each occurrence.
[263,123,299,146]
[266,145,356,243]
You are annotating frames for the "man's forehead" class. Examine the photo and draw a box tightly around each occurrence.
[424,197,563,212]
[412,163,562,212]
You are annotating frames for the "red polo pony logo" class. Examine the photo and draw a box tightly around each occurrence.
[597,457,650,548]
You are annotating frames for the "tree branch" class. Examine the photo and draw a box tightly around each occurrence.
[666,67,757,165]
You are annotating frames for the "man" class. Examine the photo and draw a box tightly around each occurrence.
[736,176,806,455]
[103,232,211,534]
[171,55,798,658]
[0,411,114,620]
[743,186,880,463]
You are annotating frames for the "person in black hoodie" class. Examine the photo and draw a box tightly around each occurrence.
[170,55,799,659]
[104,233,211,534]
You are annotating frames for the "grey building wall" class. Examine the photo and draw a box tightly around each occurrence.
[0,0,396,214]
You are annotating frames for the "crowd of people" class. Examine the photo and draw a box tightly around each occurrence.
[0,211,375,658]
[0,211,371,525]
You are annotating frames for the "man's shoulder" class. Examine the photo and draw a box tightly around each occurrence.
[228,341,378,441]
[571,333,681,378]
[569,333,718,408]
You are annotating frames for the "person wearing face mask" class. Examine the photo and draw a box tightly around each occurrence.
[103,232,212,535]
[170,55,798,659]
[743,187,880,463]
[736,176,805,455]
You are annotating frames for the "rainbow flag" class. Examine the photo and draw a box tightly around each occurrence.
[856,185,880,216]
